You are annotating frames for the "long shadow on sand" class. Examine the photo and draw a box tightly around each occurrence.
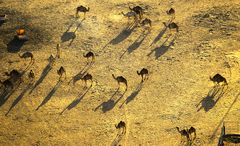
[36,80,62,110]
[68,62,93,85]
[102,22,137,50]
[5,82,33,116]
[94,87,127,113]
[29,61,53,94]
[149,26,168,47]
[61,18,84,46]
[111,127,126,146]
[209,91,239,143]
[120,30,150,59]
[0,78,22,108]
[60,85,92,115]
[119,81,144,108]
[7,37,27,53]
[196,84,228,112]
[147,35,176,59]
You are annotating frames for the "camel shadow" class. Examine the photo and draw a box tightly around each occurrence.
[60,85,92,115]
[119,82,144,108]
[0,90,13,108]
[36,80,62,110]
[148,35,176,59]
[111,130,125,146]
[29,61,53,94]
[103,22,137,48]
[0,78,22,108]
[120,30,150,59]
[0,21,5,27]
[94,88,127,113]
[61,19,83,46]
[209,92,239,143]
[196,84,227,112]
[68,63,93,85]
[7,37,27,53]
[5,82,32,116]
[149,26,168,47]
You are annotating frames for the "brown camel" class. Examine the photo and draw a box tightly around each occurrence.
[137,68,149,82]
[57,66,66,81]
[210,74,227,85]
[76,5,90,19]
[112,74,128,90]
[176,127,190,143]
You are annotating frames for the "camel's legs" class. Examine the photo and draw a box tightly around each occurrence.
[64,72,67,80]
[90,79,93,87]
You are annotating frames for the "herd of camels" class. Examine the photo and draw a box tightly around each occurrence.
[0,4,229,145]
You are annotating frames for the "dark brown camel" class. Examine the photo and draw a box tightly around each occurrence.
[115,121,126,134]
[140,18,152,28]
[83,51,95,64]
[187,126,196,140]
[57,66,66,81]
[112,74,128,90]
[137,68,149,82]
[166,8,175,20]
[176,127,190,142]
[163,22,179,33]
[81,73,93,87]
[210,74,227,85]
[19,51,34,67]
[76,5,90,19]
[129,6,143,20]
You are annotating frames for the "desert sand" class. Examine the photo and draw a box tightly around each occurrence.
[0,0,240,145]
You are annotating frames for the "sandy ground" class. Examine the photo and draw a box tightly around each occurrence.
[0,0,240,145]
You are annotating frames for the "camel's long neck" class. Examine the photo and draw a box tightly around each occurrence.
[163,22,167,27]
[209,76,213,81]
[176,127,180,133]
[137,71,140,75]
[112,74,116,80]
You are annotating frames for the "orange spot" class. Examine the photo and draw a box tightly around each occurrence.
[16,29,25,35]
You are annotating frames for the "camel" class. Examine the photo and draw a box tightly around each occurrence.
[57,66,66,81]
[112,74,128,90]
[187,126,196,140]
[76,5,90,19]
[166,8,175,21]
[19,51,34,67]
[28,70,35,80]
[115,121,126,134]
[210,74,227,85]
[81,73,93,87]
[176,127,190,143]
[16,28,29,41]
[140,18,152,28]
[5,69,21,79]
[121,11,138,22]
[1,69,22,92]
[129,6,143,20]
[83,51,95,64]
[163,22,179,33]
[137,68,149,82]
[48,54,56,67]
